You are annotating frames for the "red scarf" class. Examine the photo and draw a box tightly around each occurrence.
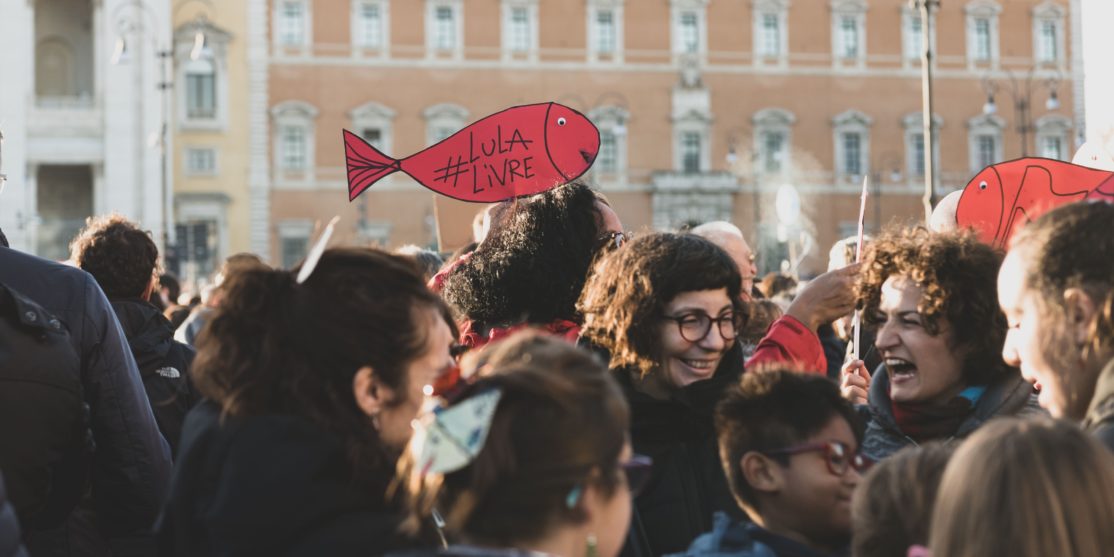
[890,397,976,443]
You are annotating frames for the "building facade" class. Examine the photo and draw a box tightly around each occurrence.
[0,0,173,261]
[170,0,258,284]
[263,0,1076,274]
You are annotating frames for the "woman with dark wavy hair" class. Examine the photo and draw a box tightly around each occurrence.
[438,181,623,350]
[577,232,856,556]
[156,248,456,556]
[840,227,1041,462]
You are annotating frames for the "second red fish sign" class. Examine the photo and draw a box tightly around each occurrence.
[343,102,600,203]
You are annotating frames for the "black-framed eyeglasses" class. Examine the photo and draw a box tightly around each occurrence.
[622,454,653,496]
[660,311,743,343]
[762,441,872,476]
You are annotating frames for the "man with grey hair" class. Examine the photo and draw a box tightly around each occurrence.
[690,221,759,300]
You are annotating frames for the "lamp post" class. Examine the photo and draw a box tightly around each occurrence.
[910,0,940,224]
[981,66,1062,157]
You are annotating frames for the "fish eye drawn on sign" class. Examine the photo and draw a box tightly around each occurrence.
[343,102,601,203]
[955,157,1114,249]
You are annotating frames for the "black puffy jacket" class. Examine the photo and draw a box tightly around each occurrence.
[110,299,199,456]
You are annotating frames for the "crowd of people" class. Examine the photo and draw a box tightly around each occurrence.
[2,181,1114,557]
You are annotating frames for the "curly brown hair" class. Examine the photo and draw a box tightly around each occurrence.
[70,214,158,299]
[578,232,744,375]
[856,226,1009,385]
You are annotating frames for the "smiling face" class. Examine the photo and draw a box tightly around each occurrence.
[656,288,734,390]
[955,167,1005,245]
[774,415,861,547]
[544,103,600,182]
[874,276,967,404]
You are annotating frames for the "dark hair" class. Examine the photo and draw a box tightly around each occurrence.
[857,226,1009,385]
[716,368,862,513]
[400,332,629,546]
[578,232,744,375]
[851,443,954,557]
[394,245,445,282]
[1011,201,1114,364]
[192,247,454,495]
[159,273,182,303]
[759,273,797,300]
[441,182,608,327]
[70,214,159,299]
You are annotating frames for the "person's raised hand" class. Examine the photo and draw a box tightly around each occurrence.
[785,263,860,331]
[840,358,871,405]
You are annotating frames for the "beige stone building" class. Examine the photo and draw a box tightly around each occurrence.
[262,0,1076,274]
[170,0,259,284]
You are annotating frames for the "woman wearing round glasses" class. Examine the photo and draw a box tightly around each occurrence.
[577,233,846,556]
[840,227,1042,462]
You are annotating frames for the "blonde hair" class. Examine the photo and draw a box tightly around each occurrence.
[929,419,1114,557]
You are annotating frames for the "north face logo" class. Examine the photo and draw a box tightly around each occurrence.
[156,367,181,379]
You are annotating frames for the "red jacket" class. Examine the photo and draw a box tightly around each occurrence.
[746,315,827,374]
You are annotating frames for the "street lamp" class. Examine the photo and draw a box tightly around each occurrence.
[910,0,940,224]
[981,66,1062,157]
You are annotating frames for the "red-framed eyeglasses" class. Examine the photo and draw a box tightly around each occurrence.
[762,440,872,476]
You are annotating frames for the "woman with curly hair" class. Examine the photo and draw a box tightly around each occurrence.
[578,232,858,556]
[157,248,456,556]
[438,182,623,350]
[840,227,1041,461]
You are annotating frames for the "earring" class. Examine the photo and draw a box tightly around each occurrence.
[585,534,598,557]
[370,412,381,430]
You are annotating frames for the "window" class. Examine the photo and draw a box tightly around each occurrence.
[761,131,785,174]
[349,101,396,156]
[423,103,469,146]
[680,12,699,53]
[426,1,463,55]
[278,1,306,46]
[362,128,382,148]
[1035,115,1071,162]
[967,113,1004,172]
[753,0,789,63]
[589,105,629,181]
[906,14,923,60]
[502,1,538,57]
[761,14,780,56]
[271,100,319,180]
[830,1,866,65]
[752,108,796,176]
[435,7,455,49]
[965,2,1001,67]
[974,19,991,60]
[356,2,384,49]
[185,148,218,175]
[1040,136,1062,160]
[1033,3,1065,65]
[599,131,618,173]
[681,132,701,173]
[184,59,216,119]
[597,10,616,53]
[839,16,859,59]
[910,133,925,176]
[280,126,306,170]
[842,133,862,176]
[671,0,706,58]
[278,221,313,269]
[832,109,872,179]
[903,112,940,181]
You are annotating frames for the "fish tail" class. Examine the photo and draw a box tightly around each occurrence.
[344,130,402,201]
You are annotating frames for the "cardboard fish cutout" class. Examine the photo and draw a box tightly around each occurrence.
[955,158,1114,248]
[409,388,502,476]
[344,102,600,202]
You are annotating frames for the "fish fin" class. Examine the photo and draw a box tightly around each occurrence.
[344,129,401,201]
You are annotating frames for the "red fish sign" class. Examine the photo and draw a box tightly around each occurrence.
[955,158,1114,247]
[343,102,599,202]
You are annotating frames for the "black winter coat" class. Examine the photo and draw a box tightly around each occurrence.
[157,402,409,556]
[1083,358,1114,452]
[617,342,748,557]
[110,299,199,456]
[0,247,171,552]
[0,474,28,557]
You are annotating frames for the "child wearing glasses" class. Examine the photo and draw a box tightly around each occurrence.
[672,369,868,557]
